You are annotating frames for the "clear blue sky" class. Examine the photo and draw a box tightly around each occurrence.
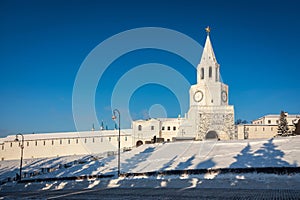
[0,0,299,136]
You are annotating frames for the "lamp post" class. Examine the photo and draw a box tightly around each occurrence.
[112,109,121,177]
[15,133,24,181]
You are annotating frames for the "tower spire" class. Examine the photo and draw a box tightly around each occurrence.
[197,26,220,83]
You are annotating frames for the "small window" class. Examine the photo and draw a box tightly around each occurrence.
[76,139,78,144]
[68,139,70,144]
[151,126,154,131]
[52,140,54,145]
[109,137,111,142]
[215,67,218,81]
[268,120,271,124]
[209,66,212,78]
[173,126,176,131]
[27,142,29,146]
[60,140,62,145]
[43,141,46,146]
[138,125,142,131]
[271,127,273,131]
[276,120,279,124]
[167,126,170,131]
[201,68,204,79]
[84,138,87,143]
[35,141,38,146]
[125,136,127,141]
[263,127,265,131]
[162,126,165,131]
[92,138,95,143]
[2,145,4,150]
[10,143,12,147]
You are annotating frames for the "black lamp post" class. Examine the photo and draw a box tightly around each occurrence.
[15,133,24,181]
[112,109,121,177]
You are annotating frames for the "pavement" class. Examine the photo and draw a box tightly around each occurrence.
[1,188,300,199]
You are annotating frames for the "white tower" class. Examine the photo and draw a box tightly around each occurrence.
[181,27,235,140]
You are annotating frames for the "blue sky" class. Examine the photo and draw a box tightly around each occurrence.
[0,0,299,136]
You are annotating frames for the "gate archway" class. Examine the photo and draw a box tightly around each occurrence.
[205,131,218,140]
[136,140,143,147]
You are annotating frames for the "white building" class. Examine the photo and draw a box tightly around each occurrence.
[237,113,300,139]
[132,26,235,144]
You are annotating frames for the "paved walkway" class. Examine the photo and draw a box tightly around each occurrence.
[2,188,300,199]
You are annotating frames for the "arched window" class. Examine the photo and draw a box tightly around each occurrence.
[201,68,204,79]
[209,66,212,78]
[138,125,142,131]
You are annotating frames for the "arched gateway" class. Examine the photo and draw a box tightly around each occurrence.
[205,130,218,140]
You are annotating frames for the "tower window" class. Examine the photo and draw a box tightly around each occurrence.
[201,68,204,79]
[209,66,212,78]
[151,126,154,130]
[162,126,165,131]
[173,126,176,131]
[215,67,219,81]
[167,126,170,131]
[138,125,142,131]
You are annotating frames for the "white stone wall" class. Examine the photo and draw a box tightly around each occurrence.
[0,130,133,161]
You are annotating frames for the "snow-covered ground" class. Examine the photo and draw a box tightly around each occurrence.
[1,136,300,191]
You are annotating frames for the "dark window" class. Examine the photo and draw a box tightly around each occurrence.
[68,139,71,144]
[151,126,154,130]
[109,137,111,142]
[84,138,87,143]
[10,143,12,147]
[60,140,62,145]
[92,138,95,143]
[209,66,212,78]
[27,142,29,146]
[52,140,54,145]
[162,126,165,131]
[35,141,38,146]
[268,120,271,124]
[43,141,46,146]
[167,126,170,131]
[2,145,4,150]
[173,126,176,131]
[125,136,127,141]
[76,139,78,144]
[201,68,204,79]
[138,125,142,131]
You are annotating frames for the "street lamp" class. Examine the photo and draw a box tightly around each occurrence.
[15,133,24,181]
[112,109,121,177]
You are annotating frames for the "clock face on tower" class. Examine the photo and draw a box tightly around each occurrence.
[193,90,203,102]
[221,90,227,102]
